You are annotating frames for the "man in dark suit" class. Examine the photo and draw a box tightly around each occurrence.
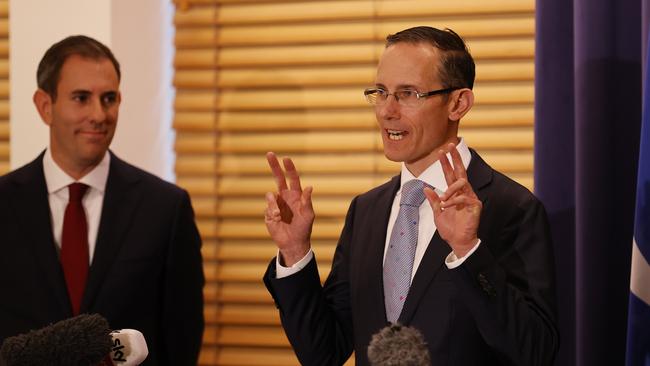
[0,35,204,365]
[262,27,558,365]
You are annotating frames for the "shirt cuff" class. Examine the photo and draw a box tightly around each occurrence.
[275,249,314,279]
[445,239,482,269]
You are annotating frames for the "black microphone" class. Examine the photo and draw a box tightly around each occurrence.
[0,314,148,366]
[367,323,431,366]
[0,313,112,366]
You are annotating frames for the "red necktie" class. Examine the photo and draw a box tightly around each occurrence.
[60,183,89,315]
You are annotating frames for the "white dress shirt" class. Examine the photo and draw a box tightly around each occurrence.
[43,148,110,264]
[276,138,481,278]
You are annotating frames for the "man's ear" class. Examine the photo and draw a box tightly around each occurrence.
[33,89,53,125]
[448,88,474,122]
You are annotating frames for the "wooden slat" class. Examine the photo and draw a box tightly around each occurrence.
[0,141,8,158]
[213,151,533,175]
[0,121,8,140]
[218,197,353,218]
[376,0,533,17]
[174,60,533,89]
[215,0,533,25]
[214,39,532,68]
[216,1,374,24]
[215,219,343,240]
[214,17,533,46]
[0,100,10,119]
[0,0,8,18]
[217,176,377,196]
[175,39,533,69]
[218,131,377,153]
[215,347,300,366]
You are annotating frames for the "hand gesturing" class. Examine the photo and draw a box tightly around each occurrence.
[264,152,315,266]
[424,143,482,258]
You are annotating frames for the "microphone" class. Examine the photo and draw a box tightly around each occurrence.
[367,323,431,366]
[100,329,148,366]
[0,314,148,366]
[0,313,112,366]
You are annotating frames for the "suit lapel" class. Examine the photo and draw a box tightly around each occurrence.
[11,154,72,315]
[356,175,400,326]
[81,153,141,311]
[398,149,494,324]
[465,148,493,199]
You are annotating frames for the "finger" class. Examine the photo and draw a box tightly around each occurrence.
[282,157,303,192]
[301,186,315,213]
[266,152,288,191]
[439,178,468,201]
[441,197,482,217]
[440,195,478,208]
[438,148,456,187]
[447,143,468,181]
[264,192,281,221]
[424,187,442,215]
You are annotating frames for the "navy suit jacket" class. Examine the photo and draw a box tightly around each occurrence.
[264,150,558,365]
[0,151,204,366]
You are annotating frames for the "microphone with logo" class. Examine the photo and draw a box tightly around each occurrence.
[367,323,431,366]
[0,313,148,366]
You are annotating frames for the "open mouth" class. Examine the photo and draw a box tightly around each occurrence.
[386,129,407,141]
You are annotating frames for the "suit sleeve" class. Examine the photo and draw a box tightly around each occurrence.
[450,192,559,365]
[161,190,205,365]
[263,198,358,366]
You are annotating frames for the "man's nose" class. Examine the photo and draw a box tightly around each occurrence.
[90,98,107,123]
[377,94,401,120]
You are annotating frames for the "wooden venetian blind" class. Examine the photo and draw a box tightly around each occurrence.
[173,1,535,365]
[0,0,8,175]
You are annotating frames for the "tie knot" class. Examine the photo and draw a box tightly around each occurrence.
[400,179,430,207]
[68,183,89,203]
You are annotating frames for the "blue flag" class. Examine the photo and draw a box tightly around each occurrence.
[626,38,650,366]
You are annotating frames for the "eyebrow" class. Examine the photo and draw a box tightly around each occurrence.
[70,89,92,95]
[69,89,118,96]
[374,83,420,90]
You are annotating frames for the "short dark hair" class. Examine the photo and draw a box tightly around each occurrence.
[36,35,121,101]
[386,26,475,90]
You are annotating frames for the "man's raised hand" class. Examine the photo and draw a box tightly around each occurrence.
[423,143,482,258]
[264,152,315,266]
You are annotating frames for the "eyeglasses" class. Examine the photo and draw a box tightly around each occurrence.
[363,87,458,107]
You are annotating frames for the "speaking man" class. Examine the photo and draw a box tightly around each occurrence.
[263,26,558,365]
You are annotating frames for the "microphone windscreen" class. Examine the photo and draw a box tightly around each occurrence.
[367,323,431,366]
[107,329,148,366]
[0,313,112,366]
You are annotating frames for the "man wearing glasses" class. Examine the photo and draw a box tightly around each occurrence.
[263,26,558,365]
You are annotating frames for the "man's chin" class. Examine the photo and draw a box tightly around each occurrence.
[382,150,406,163]
[79,148,109,165]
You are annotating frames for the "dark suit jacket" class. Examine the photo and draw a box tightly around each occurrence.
[0,151,204,366]
[264,150,558,366]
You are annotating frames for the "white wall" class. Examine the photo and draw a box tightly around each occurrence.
[10,0,175,180]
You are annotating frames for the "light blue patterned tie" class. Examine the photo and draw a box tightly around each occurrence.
[383,179,429,323]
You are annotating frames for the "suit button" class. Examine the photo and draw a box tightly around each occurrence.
[477,273,496,298]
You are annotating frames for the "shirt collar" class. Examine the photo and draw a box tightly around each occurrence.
[43,148,111,194]
[399,137,472,192]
